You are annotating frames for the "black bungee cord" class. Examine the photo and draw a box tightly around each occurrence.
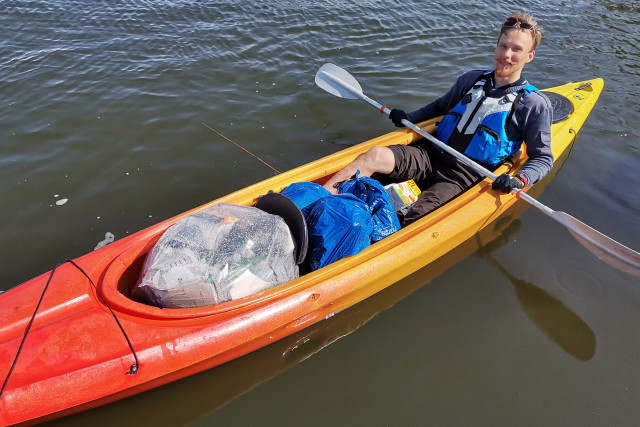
[0,259,139,400]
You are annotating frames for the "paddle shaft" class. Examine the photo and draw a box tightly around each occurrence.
[317,66,640,274]
[320,71,499,178]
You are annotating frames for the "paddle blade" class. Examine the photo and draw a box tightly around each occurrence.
[315,63,363,100]
[552,211,640,277]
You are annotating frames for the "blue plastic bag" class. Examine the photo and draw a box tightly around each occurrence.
[281,182,331,218]
[306,193,373,271]
[338,175,401,241]
[281,173,401,271]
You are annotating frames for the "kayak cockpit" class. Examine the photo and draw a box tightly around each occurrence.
[101,230,315,321]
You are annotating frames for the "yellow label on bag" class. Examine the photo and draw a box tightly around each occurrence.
[394,180,421,204]
[384,180,422,209]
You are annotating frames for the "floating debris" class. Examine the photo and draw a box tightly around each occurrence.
[94,232,115,250]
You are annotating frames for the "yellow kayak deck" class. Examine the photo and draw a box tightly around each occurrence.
[105,78,604,321]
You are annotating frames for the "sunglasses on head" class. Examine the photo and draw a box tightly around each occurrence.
[502,18,536,31]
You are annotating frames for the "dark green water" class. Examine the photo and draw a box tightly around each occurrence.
[2,0,639,425]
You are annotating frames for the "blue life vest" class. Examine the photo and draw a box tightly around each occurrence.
[436,71,538,168]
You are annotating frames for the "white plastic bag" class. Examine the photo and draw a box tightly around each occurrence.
[135,203,298,308]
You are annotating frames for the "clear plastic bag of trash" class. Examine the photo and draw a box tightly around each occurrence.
[134,203,298,308]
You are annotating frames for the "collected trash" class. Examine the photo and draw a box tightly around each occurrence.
[94,232,115,250]
[384,180,422,211]
[134,203,299,308]
[337,174,401,242]
[282,173,401,270]
[281,181,331,216]
[306,193,373,270]
[384,180,422,217]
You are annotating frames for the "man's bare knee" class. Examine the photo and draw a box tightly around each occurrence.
[362,146,395,175]
[323,146,395,194]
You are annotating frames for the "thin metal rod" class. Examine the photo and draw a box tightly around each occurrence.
[202,123,280,174]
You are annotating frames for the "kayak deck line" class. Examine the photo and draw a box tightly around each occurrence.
[0,78,604,426]
[0,259,141,405]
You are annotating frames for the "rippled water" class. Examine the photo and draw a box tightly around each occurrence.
[2,0,640,425]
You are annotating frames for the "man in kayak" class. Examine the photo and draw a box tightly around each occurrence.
[323,12,553,226]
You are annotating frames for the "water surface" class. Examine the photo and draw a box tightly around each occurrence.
[2,0,639,425]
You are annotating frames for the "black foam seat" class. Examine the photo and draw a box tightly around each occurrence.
[255,191,308,265]
[543,91,573,124]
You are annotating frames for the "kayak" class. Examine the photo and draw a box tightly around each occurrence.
[0,78,603,425]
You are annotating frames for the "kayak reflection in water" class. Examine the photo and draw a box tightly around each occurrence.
[323,12,554,227]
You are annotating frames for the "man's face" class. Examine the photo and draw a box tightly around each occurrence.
[494,28,536,83]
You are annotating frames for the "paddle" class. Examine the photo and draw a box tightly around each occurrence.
[477,220,595,361]
[315,63,640,276]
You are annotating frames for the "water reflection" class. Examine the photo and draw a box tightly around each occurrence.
[477,221,596,362]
